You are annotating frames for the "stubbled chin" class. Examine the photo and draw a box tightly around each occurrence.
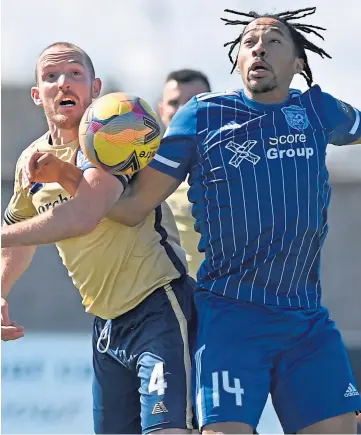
[52,114,82,129]
[247,81,276,94]
[248,80,266,90]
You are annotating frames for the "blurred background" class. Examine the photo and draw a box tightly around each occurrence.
[1,0,360,433]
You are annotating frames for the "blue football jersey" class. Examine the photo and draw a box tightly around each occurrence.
[149,85,361,308]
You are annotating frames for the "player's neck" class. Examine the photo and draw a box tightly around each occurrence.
[48,123,78,146]
[244,87,289,105]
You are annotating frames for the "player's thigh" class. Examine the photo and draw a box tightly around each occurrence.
[298,412,357,434]
[93,321,141,434]
[136,277,196,433]
[272,310,361,434]
[194,290,271,432]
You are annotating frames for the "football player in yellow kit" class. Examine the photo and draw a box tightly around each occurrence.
[1,42,196,434]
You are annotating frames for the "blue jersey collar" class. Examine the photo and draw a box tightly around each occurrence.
[240,89,291,111]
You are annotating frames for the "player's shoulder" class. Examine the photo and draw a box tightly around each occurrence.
[304,84,356,113]
[28,132,50,150]
[294,84,323,101]
[196,89,240,104]
[285,85,326,112]
[17,132,50,165]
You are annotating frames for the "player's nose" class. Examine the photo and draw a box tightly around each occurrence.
[57,73,71,90]
[252,41,266,58]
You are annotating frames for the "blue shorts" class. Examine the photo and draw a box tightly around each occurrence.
[193,290,361,434]
[93,275,196,434]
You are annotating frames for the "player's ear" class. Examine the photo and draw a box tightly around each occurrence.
[31,87,43,107]
[158,101,164,118]
[92,78,102,99]
[294,57,304,74]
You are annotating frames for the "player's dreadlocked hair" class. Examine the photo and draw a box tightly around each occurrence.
[221,7,331,87]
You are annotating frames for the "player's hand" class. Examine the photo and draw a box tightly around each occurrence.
[1,298,24,341]
[22,152,65,189]
[2,322,25,341]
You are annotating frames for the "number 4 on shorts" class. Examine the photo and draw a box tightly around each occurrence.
[212,371,244,407]
[149,362,168,396]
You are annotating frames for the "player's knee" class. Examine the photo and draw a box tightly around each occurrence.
[202,422,253,434]
[298,412,357,434]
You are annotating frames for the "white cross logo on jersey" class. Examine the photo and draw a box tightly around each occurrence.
[225,140,260,167]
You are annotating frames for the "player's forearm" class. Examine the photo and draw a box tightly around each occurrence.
[104,185,148,226]
[1,246,36,298]
[58,162,83,196]
[106,167,181,226]
[57,166,131,225]
[59,170,140,225]
[58,167,136,224]
[1,201,94,247]
[1,168,124,247]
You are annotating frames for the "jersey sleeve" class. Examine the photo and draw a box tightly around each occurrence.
[76,148,131,190]
[148,96,198,181]
[3,153,37,225]
[321,93,361,145]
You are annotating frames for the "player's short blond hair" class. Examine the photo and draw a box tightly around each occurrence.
[35,41,95,84]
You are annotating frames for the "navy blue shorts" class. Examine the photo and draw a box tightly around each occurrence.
[194,290,361,434]
[93,275,196,434]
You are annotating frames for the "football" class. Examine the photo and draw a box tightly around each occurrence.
[79,92,162,175]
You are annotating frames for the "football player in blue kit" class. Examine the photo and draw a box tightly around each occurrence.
[16,7,361,435]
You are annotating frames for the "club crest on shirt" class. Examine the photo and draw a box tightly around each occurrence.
[281,105,309,131]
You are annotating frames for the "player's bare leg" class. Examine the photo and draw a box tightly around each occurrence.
[202,422,253,434]
[298,412,357,434]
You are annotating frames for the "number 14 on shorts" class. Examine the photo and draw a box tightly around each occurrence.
[212,371,244,407]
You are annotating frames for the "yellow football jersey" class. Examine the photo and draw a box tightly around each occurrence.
[4,133,188,319]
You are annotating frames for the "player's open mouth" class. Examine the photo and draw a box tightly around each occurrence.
[249,61,270,78]
[59,98,76,107]
[249,61,270,72]
[253,66,267,72]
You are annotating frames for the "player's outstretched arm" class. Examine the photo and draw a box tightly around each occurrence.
[108,95,198,225]
[107,96,199,225]
[1,239,35,341]
[1,243,36,298]
[1,152,39,339]
[22,152,181,226]
[1,169,124,247]
[106,165,181,226]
